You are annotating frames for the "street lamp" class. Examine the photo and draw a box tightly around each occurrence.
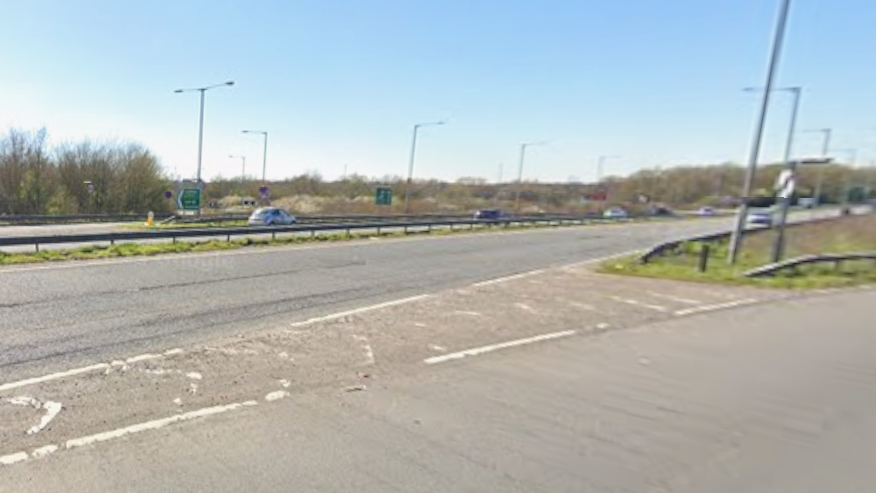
[173,80,235,185]
[514,141,545,212]
[404,121,445,213]
[596,155,621,183]
[229,155,246,182]
[241,130,269,183]
[727,0,793,264]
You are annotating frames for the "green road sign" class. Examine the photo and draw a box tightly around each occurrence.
[375,187,392,206]
[178,188,201,210]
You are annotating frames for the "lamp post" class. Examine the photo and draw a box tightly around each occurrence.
[404,121,445,213]
[514,142,545,212]
[173,81,235,185]
[229,155,246,182]
[727,0,793,264]
[596,155,621,184]
[241,130,268,183]
[800,128,832,205]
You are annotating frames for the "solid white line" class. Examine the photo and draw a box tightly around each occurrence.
[472,269,545,287]
[65,400,258,450]
[609,296,669,313]
[424,330,578,365]
[0,363,110,393]
[674,298,757,316]
[289,294,430,327]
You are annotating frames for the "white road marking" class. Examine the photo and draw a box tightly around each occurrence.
[0,452,28,466]
[65,401,258,450]
[610,296,669,313]
[353,335,376,366]
[265,391,290,402]
[472,269,546,287]
[453,310,482,316]
[289,294,430,328]
[424,330,578,365]
[514,302,537,313]
[29,401,62,435]
[164,348,184,356]
[674,298,758,316]
[125,353,163,364]
[31,445,58,459]
[186,372,203,380]
[173,398,183,406]
[279,379,292,388]
[429,344,447,352]
[0,364,109,393]
[646,292,702,305]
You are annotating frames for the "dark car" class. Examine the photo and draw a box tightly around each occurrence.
[473,209,504,220]
[648,206,674,216]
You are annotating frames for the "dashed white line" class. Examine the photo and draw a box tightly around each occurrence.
[674,298,758,316]
[289,294,430,328]
[646,292,703,305]
[0,364,110,393]
[265,391,290,402]
[610,296,669,313]
[0,452,28,466]
[125,353,163,364]
[424,330,578,365]
[472,269,546,287]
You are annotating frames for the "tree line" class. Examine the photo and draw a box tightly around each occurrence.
[0,128,171,215]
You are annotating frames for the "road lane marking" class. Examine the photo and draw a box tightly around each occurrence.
[472,269,545,287]
[289,294,430,328]
[609,296,669,313]
[0,364,110,393]
[8,397,63,435]
[423,330,578,365]
[674,299,757,316]
[265,391,290,402]
[0,452,28,466]
[64,400,258,450]
[646,292,702,305]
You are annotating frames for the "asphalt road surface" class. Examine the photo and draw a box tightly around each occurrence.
[0,217,742,382]
[3,282,874,492]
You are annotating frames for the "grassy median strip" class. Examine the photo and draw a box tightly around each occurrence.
[0,220,613,265]
[600,214,876,289]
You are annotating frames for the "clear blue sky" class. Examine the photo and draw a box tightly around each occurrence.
[1,0,874,183]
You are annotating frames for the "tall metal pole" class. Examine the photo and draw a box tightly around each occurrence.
[771,87,802,263]
[514,144,527,212]
[727,0,793,264]
[404,124,420,213]
[813,128,832,205]
[403,121,444,213]
[196,89,206,184]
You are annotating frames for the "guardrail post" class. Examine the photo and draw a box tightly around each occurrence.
[35,243,39,253]
[697,244,711,273]
[272,232,276,241]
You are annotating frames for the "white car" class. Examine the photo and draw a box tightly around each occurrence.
[697,206,716,216]
[247,207,298,226]
[603,207,629,219]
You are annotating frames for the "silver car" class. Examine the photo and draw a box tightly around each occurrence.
[247,207,298,226]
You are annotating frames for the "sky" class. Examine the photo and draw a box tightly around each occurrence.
[1,0,874,183]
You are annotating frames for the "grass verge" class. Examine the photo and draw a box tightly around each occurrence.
[600,214,876,289]
[0,221,597,265]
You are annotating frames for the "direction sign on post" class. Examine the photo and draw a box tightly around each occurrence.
[177,188,201,211]
[259,186,269,200]
[775,169,796,199]
[375,187,393,206]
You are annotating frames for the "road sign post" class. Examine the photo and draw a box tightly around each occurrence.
[177,188,201,213]
[375,187,393,207]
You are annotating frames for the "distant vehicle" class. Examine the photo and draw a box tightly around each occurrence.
[746,211,773,226]
[473,209,505,220]
[697,206,716,216]
[603,207,629,219]
[648,206,673,217]
[797,197,817,209]
[247,207,298,226]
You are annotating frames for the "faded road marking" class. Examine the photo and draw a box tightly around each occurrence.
[8,397,63,435]
[610,296,669,313]
[65,401,258,450]
[424,330,577,365]
[674,299,757,316]
[0,364,110,393]
[647,292,703,305]
[289,294,430,328]
[472,269,545,287]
